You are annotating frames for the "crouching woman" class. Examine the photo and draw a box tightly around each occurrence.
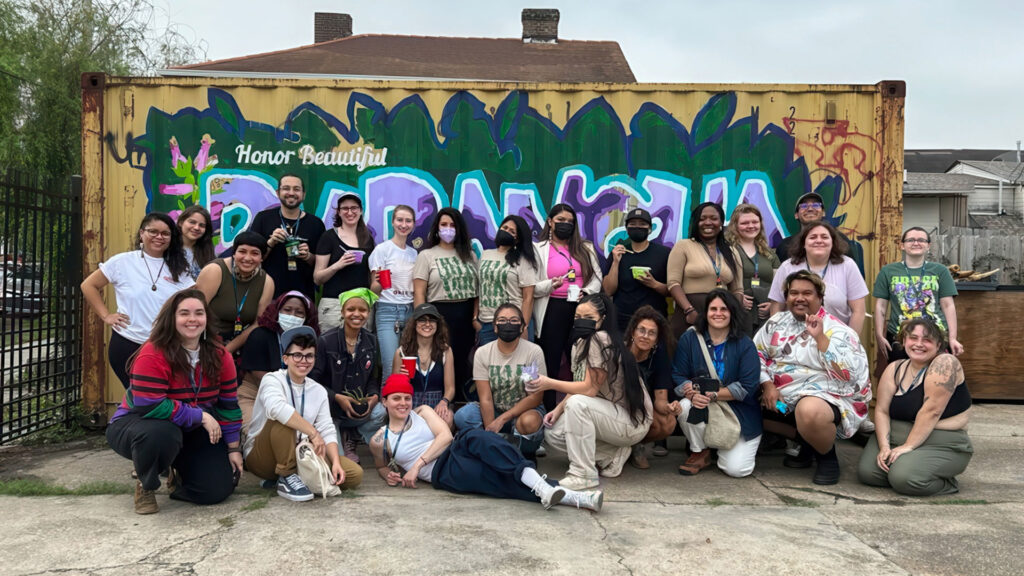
[370,375,603,512]
[244,327,363,502]
[106,288,241,514]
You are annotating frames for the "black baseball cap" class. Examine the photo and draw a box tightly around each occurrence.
[795,192,824,212]
[624,208,652,226]
[411,303,441,321]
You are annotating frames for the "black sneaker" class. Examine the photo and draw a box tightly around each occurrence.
[277,473,314,502]
[812,447,841,485]
[783,442,814,469]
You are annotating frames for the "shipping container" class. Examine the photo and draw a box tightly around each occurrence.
[81,74,905,418]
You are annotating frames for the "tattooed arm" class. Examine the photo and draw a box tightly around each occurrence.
[883,354,963,466]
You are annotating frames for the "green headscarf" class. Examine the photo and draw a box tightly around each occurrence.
[339,287,378,309]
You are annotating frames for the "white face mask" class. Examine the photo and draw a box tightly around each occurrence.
[278,313,305,331]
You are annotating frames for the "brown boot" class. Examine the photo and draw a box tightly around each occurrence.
[629,444,650,470]
[134,481,159,515]
[677,449,712,476]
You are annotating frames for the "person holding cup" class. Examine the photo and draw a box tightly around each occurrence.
[314,192,376,332]
[368,204,419,378]
[392,304,455,428]
[602,207,671,331]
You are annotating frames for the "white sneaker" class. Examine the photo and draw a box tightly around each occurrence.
[535,446,547,457]
[558,474,600,491]
[859,419,876,433]
[530,474,565,510]
[784,439,801,457]
[560,489,604,512]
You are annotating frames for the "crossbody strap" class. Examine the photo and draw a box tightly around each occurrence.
[689,327,720,381]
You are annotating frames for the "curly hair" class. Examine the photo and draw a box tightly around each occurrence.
[623,305,671,357]
[898,316,948,350]
[134,212,188,282]
[399,310,450,366]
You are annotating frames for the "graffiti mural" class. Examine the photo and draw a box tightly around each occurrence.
[121,88,866,262]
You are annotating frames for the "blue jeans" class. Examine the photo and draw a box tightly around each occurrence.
[454,402,545,456]
[335,403,387,444]
[375,302,412,378]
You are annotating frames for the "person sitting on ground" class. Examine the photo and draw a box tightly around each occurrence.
[756,270,872,485]
[625,306,678,469]
[454,302,547,459]
[527,293,652,491]
[858,318,973,496]
[392,303,455,428]
[369,374,604,511]
[673,289,762,477]
[105,288,241,514]
[237,290,321,434]
[244,327,362,501]
[310,288,385,464]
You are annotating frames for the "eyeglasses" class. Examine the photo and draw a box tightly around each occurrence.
[143,229,172,238]
[903,238,930,245]
[634,327,658,338]
[416,317,438,324]
[284,352,316,362]
[338,206,361,213]
[798,202,823,211]
[495,319,522,327]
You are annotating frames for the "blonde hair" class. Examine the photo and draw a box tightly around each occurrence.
[726,204,773,258]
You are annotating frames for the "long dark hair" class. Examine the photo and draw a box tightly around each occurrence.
[574,293,647,427]
[256,291,321,335]
[540,203,594,284]
[134,212,188,282]
[790,220,848,265]
[145,288,224,383]
[499,215,538,269]
[688,202,738,281]
[695,288,745,341]
[332,194,374,251]
[399,311,450,365]
[428,207,474,263]
[176,206,215,269]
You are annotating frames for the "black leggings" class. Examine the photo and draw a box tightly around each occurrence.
[538,297,578,409]
[106,414,235,505]
[433,299,476,402]
[108,332,142,389]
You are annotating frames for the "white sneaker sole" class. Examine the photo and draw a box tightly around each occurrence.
[277,490,315,502]
[543,488,565,510]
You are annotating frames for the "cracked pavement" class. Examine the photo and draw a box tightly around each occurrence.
[1,404,1022,575]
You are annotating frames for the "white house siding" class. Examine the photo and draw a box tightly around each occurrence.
[903,197,940,233]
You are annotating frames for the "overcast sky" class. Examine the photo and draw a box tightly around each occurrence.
[163,0,1022,150]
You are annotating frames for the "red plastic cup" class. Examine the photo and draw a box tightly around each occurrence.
[378,269,392,290]
[402,356,417,376]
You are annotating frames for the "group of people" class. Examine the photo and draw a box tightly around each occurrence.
[85,175,974,515]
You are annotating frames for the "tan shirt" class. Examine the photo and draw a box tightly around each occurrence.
[476,249,539,322]
[666,239,743,295]
[473,339,546,413]
[413,246,479,302]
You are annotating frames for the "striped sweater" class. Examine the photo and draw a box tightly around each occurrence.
[110,342,242,444]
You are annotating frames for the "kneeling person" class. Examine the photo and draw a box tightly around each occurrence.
[244,327,363,501]
[454,303,547,458]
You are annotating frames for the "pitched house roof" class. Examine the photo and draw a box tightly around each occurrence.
[904,149,1018,172]
[904,172,990,195]
[952,160,1024,184]
[172,34,637,83]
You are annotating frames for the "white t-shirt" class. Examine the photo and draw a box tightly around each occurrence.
[98,250,195,344]
[244,370,338,458]
[367,239,418,304]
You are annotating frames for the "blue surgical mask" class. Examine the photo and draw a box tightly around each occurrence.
[278,313,304,332]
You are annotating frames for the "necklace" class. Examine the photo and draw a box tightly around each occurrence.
[233,260,258,282]
[141,252,166,291]
[384,415,412,472]
[897,360,931,395]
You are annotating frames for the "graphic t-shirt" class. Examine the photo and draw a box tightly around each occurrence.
[413,246,478,302]
[873,261,958,334]
[476,249,539,322]
[367,239,417,304]
[473,339,547,413]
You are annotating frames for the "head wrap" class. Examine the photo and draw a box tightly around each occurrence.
[339,287,378,309]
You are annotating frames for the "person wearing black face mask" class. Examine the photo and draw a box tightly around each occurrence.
[602,208,671,330]
[475,216,541,346]
[453,303,549,460]
[532,204,602,410]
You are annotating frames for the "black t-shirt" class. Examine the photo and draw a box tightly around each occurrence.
[248,208,326,298]
[602,241,671,326]
[637,343,672,393]
[239,326,282,373]
[315,229,375,299]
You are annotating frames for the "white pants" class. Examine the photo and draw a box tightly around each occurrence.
[678,398,761,478]
[545,395,650,481]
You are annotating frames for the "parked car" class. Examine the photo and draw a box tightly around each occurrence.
[1,263,45,316]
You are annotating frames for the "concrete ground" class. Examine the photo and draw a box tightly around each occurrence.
[1,404,1022,576]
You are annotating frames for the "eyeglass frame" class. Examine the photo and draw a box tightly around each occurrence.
[283,352,316,363]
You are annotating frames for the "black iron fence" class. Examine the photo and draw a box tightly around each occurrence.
[1,172,82,444]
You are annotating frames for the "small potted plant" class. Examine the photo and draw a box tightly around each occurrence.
[342,390,371,417]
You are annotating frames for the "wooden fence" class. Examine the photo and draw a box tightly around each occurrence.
[930,227,1024,285]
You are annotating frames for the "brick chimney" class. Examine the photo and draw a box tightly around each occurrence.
[314,13,352,43]
[522,9,559,43]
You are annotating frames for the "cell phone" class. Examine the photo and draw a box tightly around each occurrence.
[232,468,241,487]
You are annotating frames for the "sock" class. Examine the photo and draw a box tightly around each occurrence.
[519,466,544,490]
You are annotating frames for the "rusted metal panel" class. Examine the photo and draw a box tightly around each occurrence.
[84,75,905,410]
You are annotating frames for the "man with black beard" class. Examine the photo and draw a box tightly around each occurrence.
[602,208,671,330]
[247,174,326,298]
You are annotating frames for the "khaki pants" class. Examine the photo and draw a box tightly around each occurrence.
[244,420,363,489]
[545,395,650,482]
[237,374,260,439]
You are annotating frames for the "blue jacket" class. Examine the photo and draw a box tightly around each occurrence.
[672,330,762,440]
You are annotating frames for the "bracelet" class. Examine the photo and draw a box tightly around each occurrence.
[683,307,695,315]
[439,398,450,405]
[419,456,429,467]
[227,447,242,454]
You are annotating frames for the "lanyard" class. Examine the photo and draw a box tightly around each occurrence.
[384,416,411,469]
[752,252,760,280]
[903,260,927,294]
[285,372,306,418]
[279,210,303,236]
[552,245,577,282]
[230,264,253,334]
[806,260,829,279]
[703,244,722,284]
[187,364,203,406]
[705,335,726,378]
